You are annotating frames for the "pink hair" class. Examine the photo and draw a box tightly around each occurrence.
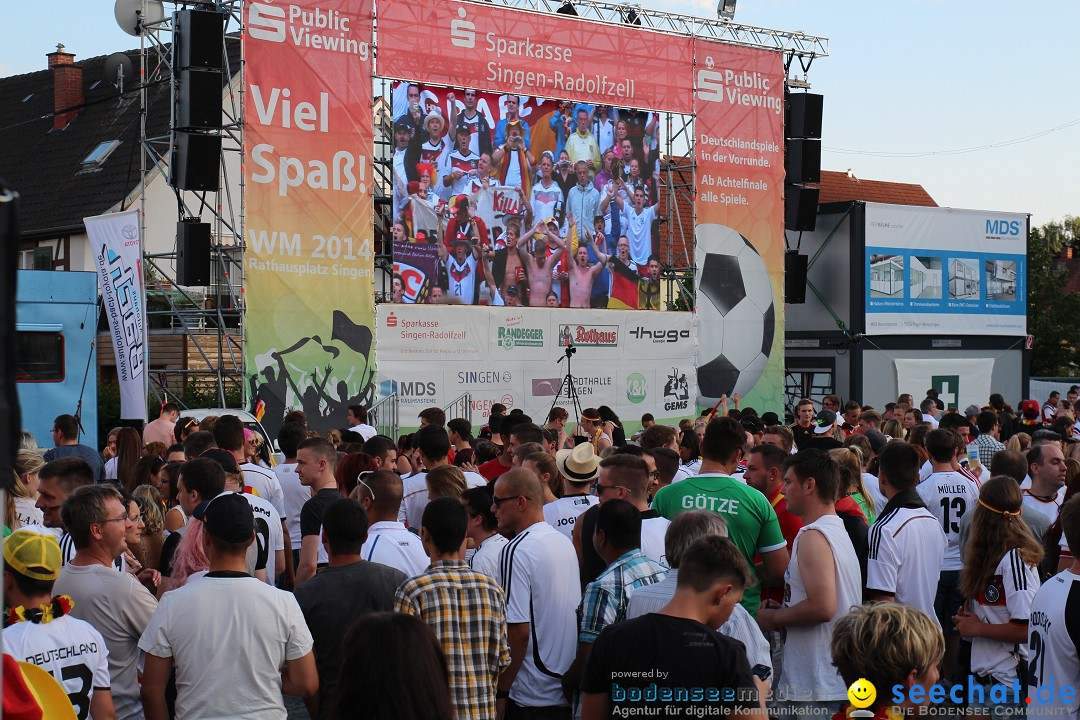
[170,519,209,586]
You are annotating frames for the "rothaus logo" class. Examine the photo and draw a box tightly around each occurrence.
[630,326,690,344]
[450,7,476,49]
[985,219,1022,238]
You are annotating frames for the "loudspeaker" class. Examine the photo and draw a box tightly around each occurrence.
[785,139,821,184]
[176,69,222,130]
[169,131,220,191]
[786,93,823,139]
[177,221,212,286]
[785,184,819,232]
[785,250,809,304]
[175,9,225,71]
[0,177,21,485]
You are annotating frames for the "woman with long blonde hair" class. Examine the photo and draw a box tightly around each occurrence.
[830,446,877,524]
[8,449,45,529]
[954,476,1042,704]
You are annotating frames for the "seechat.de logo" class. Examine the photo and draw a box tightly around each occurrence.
[248,3,286,42]
[986,218,1021,237]
[450,7,476,49]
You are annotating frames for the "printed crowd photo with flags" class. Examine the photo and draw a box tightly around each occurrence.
[84,209,147,423]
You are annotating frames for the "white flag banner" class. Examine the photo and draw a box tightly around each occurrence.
[894,357,994,412]
[474,184,525,245]
[85,209,147,422]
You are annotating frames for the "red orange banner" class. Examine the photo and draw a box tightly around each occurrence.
[376,0,694,113]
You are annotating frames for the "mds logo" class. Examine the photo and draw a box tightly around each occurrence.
[986,219,1021,237]
[248,3,286,42]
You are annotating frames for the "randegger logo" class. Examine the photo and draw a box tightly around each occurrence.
[248,2,286,42]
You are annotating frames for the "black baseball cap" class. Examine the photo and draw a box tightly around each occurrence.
[194,492,254,544]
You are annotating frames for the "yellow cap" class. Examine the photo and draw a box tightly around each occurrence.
[4,530,62,582]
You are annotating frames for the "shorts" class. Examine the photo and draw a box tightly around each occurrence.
[936,570,964,637]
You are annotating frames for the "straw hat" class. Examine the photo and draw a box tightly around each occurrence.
[555,442,601,483]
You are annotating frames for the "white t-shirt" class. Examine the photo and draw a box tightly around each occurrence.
[399,470,487,528]
[916,470,981,571]
[14,496,43,527]
[640,513,671,569]
[497,521,580,708]
[470,531,509,580]
[53,563,158,720]
[446,254,480,304]
[543,494,598,539]
[243,491,285,583]
[867,503,947,622]
[530,180,564,224]
[968,548,1040,685]
[361,521,430,577]
[241,463,286,521]
[1027,570,1080,717]
[5,614,112,720]
[778,515,863,701]
[444,149,480,196]
[1022,486,1067,525]
[860,473,888,517]
[138,574,313,720]
[273,463,308,547]
[348,423,378,442]
[622,204,656,267]
[105,456,119,481]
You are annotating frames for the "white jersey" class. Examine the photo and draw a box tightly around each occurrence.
[622,204,656,267]
[469,532,509,580]
[1022,487,1066,525]
[361,521,430,577]
[243,491,285,584]
[916,470,981,571]
[530,180,564,224]
[778,515,863,701]
[14,497,43,527]
[640,513,671,569]
[867,501,947,622]
[1028,570,1080,718]
[241,462,287,521]
[400,470,488,528]
[543,494,597,539]
[968,548,1040,685]
[5,615,112,720]
[273,462,308,547]
[443,150,480,196]
[446,254,480,304]
[861,473,887,518]
[498,522,580,708]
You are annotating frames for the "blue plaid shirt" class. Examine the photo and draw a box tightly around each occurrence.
[578,549,667,643]
[968,434,1006,468]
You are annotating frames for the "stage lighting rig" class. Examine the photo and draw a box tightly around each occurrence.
[717,0,736,20]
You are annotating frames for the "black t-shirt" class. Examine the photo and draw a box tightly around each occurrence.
[578,504,604,588]
[791,423,815,449]
[295,560,407,718]
[797,435,843,452]
[581,613,758,717]
[300,488,341,540]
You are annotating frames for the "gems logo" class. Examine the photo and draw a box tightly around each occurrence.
[559,324,618,348]
[626,373,647,404]
[497,325,543,349]
[664,367,690,411]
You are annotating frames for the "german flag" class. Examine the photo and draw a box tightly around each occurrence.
[607,259,639,309]
[253,397,265,423]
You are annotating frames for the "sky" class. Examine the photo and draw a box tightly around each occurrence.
[3,0,1078,225]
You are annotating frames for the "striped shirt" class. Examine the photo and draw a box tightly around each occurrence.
[867,489,946,622]
[578,549,667,643]
[968,434,1006,469]
[396,561,511,720]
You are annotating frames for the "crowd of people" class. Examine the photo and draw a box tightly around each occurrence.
[391,86,664,309]
[4,387,1080,719]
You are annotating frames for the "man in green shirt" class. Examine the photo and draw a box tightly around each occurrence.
[652,417,789,615]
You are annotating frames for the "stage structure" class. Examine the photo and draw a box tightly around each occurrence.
[131,0,829,435]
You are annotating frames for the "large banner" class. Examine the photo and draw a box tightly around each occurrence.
[387,82,663,309]
[376,0,694,113]
[864,204,1027,336]
[692,42,786,413]
[895,358,994,411]
[85,209,147,422]
[244,0,375,437]
[376,305,696,431]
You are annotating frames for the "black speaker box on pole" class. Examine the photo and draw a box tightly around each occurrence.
[786,93,824,139]
[175,9,225,72]
[785,250,809,304]
[170,131,220,192]
[784,139,821,184]
[176,69,223,130]
[785,184,819,232]
[0,177,21,485]
[177,220,212,286]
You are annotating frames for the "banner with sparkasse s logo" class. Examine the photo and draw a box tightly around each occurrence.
[243,0,376,438]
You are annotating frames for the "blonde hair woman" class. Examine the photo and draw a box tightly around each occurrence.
[425,465,468,500]
[8,449,45,529]
[830,447,877,524]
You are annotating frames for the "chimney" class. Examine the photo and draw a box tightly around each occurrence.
[47,44,83,131]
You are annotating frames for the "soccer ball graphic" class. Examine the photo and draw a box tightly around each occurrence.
[695,224,776,403]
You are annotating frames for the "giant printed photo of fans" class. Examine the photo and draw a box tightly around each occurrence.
[390,82,663,310]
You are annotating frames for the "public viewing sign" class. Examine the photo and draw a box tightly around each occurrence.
[864,204,1027,337]
[376,0,695,113]
[243,0,376,437]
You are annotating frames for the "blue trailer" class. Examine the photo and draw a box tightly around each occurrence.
[16,270,98,447]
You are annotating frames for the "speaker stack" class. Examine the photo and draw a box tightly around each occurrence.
[169,8,225,192]
[783,92,823,303]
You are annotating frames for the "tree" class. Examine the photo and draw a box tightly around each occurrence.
[1028,216,1080,376]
